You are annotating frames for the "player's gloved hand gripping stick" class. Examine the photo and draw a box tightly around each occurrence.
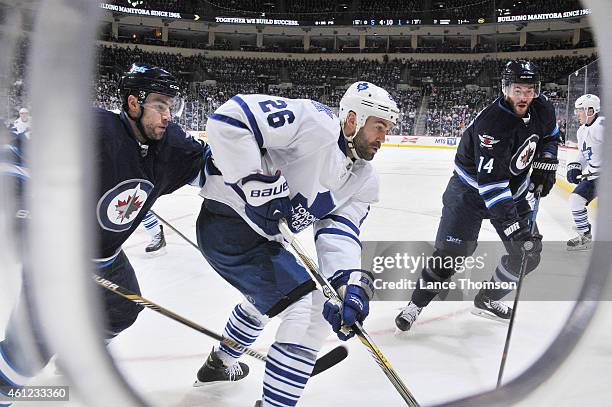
[278,219,420,407]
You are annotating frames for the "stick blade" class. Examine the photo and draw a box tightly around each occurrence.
[312,345,348,376]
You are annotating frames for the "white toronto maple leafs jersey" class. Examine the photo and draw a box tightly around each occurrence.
[200,94,378,277]
[575,115,605,179]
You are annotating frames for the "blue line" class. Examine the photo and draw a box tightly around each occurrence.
[479,185,508,197]
[231,96,264,149]
[271,344,315,367]
[314,228,362,248]
[226,320,258,342]
[267,355,311,377]
[486,194,513,209]
[208,113,250,130]
[233,308,263,332]
[265,369,306,390]
[262,394,289,407]
[478,179,509,188]
[263,383,301,400]
[322,215,360,236]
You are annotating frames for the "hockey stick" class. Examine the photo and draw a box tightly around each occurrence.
[278,220,420,407]
[94,275,347,376]
[145,211,349,374]
[149,209,200,251]
[576,172,599,180]
[496,192,541,388]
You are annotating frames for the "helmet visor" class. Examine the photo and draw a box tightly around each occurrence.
[502,81,541,98]
[142,94,184,119]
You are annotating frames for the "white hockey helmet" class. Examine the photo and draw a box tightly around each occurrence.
[339,81,400,136]
[574,94,600,115]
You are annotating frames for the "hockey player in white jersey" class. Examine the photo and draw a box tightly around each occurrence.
[566,94,605,250]
[194,82,398,406]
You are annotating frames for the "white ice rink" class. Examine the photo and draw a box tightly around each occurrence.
[3,146,603,406]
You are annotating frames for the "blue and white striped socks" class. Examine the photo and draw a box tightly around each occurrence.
[262,343,316,407]
[142,211,161,237]
[216,304,264,365]
[572,208,591,234]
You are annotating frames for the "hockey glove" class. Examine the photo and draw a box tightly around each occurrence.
[322,269,375,341]
[502,218,542,257]
[566,162,582,184]
[241,172,292,236]
[529,157,558,197]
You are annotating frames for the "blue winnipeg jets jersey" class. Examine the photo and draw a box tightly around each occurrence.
[94,108,207,264]
[453,95,558,223]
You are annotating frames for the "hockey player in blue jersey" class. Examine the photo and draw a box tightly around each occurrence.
[193,82,399,406]
[396,60,559,330]
[566,94,604,251]
[0,64,209,402]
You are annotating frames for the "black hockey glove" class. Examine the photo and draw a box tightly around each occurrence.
[529,157,558,197]
[502,218,542,257]
[566,162,582,184]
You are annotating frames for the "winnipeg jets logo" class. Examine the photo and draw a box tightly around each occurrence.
[519,145,535,166]
[356,82,369,92]
[115,184,145,222]
[510,134,539,175]
[478,134,499,149]
[97,179,154,232]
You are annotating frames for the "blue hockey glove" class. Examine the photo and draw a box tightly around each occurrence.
[566,162,582,184]
[240,172,292,235]
[322,269,375,341]
[502,218,542,257]
[529,157,558,197]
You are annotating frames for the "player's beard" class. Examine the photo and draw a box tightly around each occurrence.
[352,128,378,161]
[506,97,531,117]
[143,119,166,141]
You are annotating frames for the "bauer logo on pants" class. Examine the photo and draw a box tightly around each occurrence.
[97,179,154,232]
[510,134,539,175]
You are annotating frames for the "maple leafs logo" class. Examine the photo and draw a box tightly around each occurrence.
[115,187,144,222]
[357,82,369,92]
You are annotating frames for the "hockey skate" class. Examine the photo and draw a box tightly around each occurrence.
[395,302,423,332]
[567,231,592,251]
[145,225,166,253]
[471,291,511,322]
[193,348,249,387]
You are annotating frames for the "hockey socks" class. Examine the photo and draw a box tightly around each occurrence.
[571,208,590,234]
[142,211,161,236]
[217,304,265,365]
[262,342,316,407]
